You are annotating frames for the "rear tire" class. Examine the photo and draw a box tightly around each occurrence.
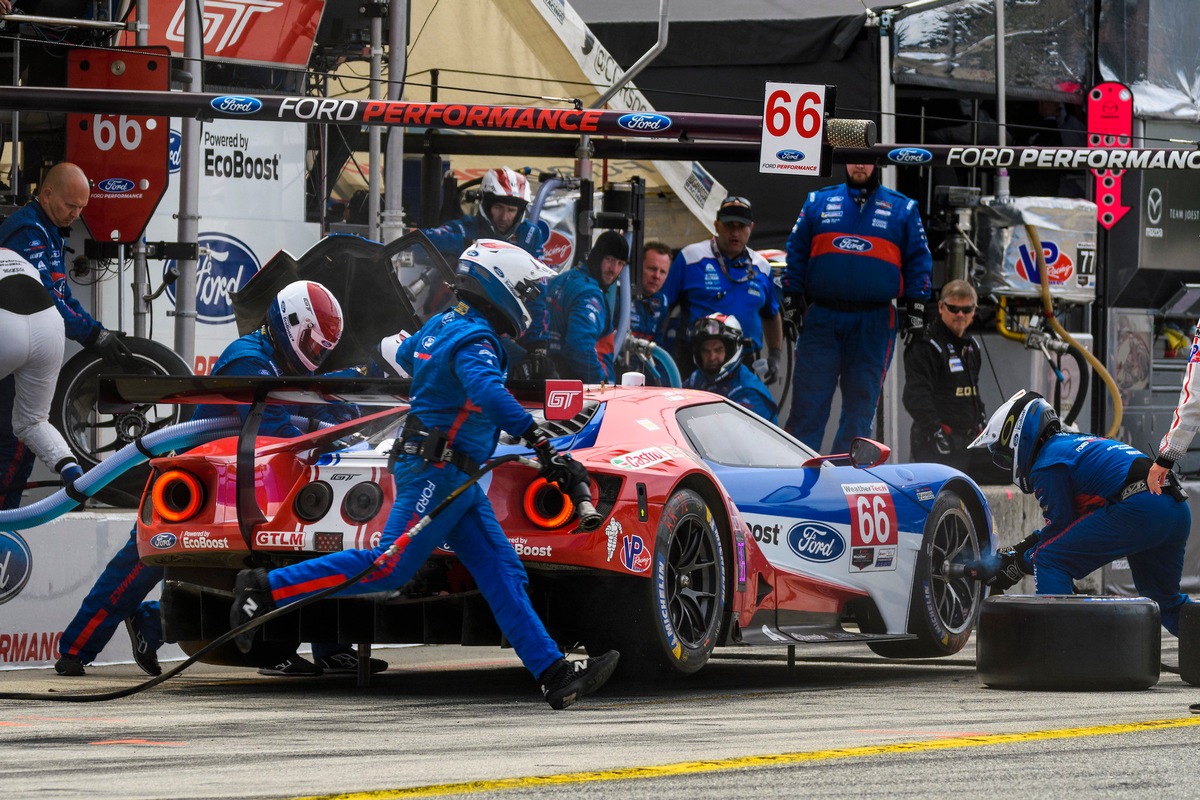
[50,337,193,506]
[1176,602,1200,686]
[869,488,983,658]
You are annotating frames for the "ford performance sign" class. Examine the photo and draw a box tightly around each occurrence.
[211,95,263,115]
[616,113,672,133]
[787,521,845,563]
[887,147,933,165]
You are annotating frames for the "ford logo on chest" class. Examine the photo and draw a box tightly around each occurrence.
[832,235,872,253]
[786,521,845,563]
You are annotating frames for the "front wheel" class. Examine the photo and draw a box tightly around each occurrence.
[589,489,727,677]
[50,337,193,506]
[869,488,983,658]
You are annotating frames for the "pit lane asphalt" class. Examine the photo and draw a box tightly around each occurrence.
[1,635,1197,800]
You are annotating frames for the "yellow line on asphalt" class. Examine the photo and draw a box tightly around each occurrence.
[290,716,1200,800]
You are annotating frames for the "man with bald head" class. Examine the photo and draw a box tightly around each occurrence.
[0,162,131,509]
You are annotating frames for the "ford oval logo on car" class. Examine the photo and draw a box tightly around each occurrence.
[0,530,32,605]
[617,113,672,132]
[832,235,873,253]
[786,521,845,563]
[97,178,135,193]
[150,533,178,550]
[776,149,805,162]
[888,147,933,165]
[211,95,263,115]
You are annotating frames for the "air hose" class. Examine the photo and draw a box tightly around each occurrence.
[1023,224,1123,438]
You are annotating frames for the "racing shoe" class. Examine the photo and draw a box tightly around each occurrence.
[54,655,85,676]
[316,650,389,675]
[257,655,322,677]
[539,650,619,710]
[124,615,162,676]
[230,568,274,654]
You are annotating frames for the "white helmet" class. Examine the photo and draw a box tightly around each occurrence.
[480,167,532,229]
[455,240,555,338]
[266,280,344,374]
[690,313,745,382]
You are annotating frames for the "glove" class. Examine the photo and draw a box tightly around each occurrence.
[763,347,784,386]
[514,343,553,381]
[91,329,133,366]
[932,426,953,457]
[57,459,83,486]
[524,425,589,491]
[782,292,807,337]
[987,534,1038,591]
[898,299,927,344]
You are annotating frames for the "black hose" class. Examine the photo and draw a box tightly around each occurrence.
[1061,345,1088,428]
[0,453,527,703]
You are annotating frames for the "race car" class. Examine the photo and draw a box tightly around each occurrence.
[129,378,995,677]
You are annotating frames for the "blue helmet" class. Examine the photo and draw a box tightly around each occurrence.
[969,389,1061,493]
[454,239,556,338]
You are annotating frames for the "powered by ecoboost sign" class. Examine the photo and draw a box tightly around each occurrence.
[203,129,281,181]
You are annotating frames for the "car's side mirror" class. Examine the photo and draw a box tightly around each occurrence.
[848,437,890,468]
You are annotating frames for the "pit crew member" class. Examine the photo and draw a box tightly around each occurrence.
[544,230,628,383]
[683,313,778,424]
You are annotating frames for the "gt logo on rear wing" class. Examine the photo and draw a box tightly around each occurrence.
[545,380,583,420]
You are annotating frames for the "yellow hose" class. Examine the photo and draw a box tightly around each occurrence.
[1023,223,1122,438]
[994,297,1026,342]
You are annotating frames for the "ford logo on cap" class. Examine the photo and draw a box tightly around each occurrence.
[617,113,672,132]
[786,521,845,563]
[98,178,135,193]
[832,235,872,252]
[0,530,32,606]
[776,149,805,162]
[888,147,933,164]
[150,532,177,550]
[211,95,263,115]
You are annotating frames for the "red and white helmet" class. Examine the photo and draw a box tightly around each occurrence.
[266,280,344,374]
[480,167,532,225]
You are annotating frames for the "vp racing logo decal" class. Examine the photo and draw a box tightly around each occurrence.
[0,530,32,605]
[165,232,261,324]
[786,521,845,563]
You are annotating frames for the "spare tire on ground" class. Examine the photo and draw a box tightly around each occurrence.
[977,595,1160,691]
[1179,603,1200,687]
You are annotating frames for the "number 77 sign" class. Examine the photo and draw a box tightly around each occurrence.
[760,82,827,176]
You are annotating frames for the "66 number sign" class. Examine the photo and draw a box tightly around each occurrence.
[759,82,826,176]
[842,483,898,548]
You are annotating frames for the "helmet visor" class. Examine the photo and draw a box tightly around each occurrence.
[297,325,334,369]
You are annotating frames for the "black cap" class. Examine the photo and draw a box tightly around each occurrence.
[586,230,630,272]
[717,196,753,225]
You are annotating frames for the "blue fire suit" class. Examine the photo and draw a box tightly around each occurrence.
[629,291,669,343]
[0,201,106,509]
[1026,433,1192,635]
[58,331,357,665]
[661,239,777,359]
[783,183,931,453]
[684,364,778,424]
[545,266,615,383]
[263,305,564,679]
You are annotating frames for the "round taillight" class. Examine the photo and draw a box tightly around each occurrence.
[523,477,575,529]
[343,481,384,523]
[294,481,334,522]
[152,469,203,522]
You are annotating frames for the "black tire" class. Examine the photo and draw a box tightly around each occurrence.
[590,489,727,677]
[869,488,984,658]
[977,595,1160,690]
[1178,602,1200,687]
[50,337,193,507]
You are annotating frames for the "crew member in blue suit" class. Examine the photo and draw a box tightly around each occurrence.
[628,240,672,343]
[55,281,381,677]
[662,196,783,384]
[782,162,932,453]
[0,162,131,508]
[544,230,628,383]
[683,314,778,424]
[231,240,619,709]
[422,167,543,260]
[971,390,1193,635]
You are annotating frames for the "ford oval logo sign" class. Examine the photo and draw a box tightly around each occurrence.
[888,147,933,165]
[165,232,261,325]
[150,532,177,550]
[775,149,805,162]
[832,236,873,253]
[786,521,845,563]
[97,178,135,193]
[0,530,32,606]
[211,95,263,115]
[168,129,182,174]
[617,113,672,132]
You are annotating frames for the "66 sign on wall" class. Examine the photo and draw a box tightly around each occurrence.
[67,47,170,244]
[759,82,827,176]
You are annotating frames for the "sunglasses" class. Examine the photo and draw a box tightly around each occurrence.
[720,196,752,210]
[942,302,976,315]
